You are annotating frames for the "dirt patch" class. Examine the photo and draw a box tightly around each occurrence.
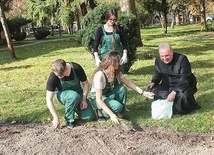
[0,122,213,155]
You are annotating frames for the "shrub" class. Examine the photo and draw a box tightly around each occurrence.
[79,2,139,73]
[34,28,50,40]
[12,32,27,41]
[0,17,31,42]
[118,13,138,73]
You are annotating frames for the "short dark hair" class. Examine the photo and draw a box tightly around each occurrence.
[52,59,66,75]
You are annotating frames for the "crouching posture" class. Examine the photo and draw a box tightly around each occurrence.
[46,59,95,129]
[91,51,153,124]
[146,43,201,114]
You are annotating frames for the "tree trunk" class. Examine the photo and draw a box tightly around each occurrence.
[200,0,208,31]
[171,12,175,29]
[160,0,167,34]
[86,0,97,10]
[80,2,88,16]
[175,13,180,26]
[186,8,190,24]
[119,0,143,46]
[160,12,167,34]
[75,7,81,31]
[0,3,16,59]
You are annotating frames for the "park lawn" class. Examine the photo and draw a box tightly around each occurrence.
[0,24,213,133]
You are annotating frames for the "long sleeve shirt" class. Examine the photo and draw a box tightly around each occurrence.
[93,25,128,53]
[152,52,194,93]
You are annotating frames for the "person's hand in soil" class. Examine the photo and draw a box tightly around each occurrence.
[52,118,60,129]
[110,114,119,124]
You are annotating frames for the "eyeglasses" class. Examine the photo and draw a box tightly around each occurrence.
[108,18,117,22]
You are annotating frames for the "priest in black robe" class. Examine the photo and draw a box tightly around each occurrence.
[146,43,201,114]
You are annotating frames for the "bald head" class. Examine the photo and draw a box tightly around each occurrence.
[158,43,174,64]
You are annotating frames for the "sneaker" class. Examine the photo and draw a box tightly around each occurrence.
[66,121,75,129]
[95,109,106,122]
[117,114,124,118]
[125,107,130,112]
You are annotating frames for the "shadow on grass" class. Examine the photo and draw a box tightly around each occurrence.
[0,38,81,66]
[0,64,32,71]
[143,28,200,40]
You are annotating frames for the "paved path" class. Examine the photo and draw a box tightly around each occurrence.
[0,38,68,51]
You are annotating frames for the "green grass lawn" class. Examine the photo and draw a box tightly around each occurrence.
[0,24,213,133]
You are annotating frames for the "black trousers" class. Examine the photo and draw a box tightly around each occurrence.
[152,79,201,114]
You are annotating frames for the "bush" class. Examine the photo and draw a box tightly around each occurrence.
[118,13,138,73]
[79,2,139,73]
[34,29,50,40]
[0,17,31,42]
[12,32,27,41]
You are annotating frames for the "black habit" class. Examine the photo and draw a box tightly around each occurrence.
[151,52,201,114]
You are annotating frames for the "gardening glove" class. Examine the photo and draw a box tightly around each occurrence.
[120,53,128,65]
[95,56,101,66]
[141,90,155,99]
[110,114,120,124]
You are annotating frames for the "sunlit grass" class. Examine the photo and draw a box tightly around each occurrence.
[0,24,213,133]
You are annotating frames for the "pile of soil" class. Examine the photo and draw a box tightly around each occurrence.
[0,122,213,155]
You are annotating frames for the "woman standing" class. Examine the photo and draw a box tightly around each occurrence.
[90,51,154,124]
[93,8,128,71]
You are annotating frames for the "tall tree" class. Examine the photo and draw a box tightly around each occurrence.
[189,0,209,31]
[167,0,186,28]
[46,0,60,36]
[27,0,50,26]
[158,0,168,34]
[0,1,16,59]
[5,0,28,18]
[138,0,168,34]
[119,0,143,46]
[200,0,208,31]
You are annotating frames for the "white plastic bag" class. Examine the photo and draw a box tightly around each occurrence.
[151,99,173,120]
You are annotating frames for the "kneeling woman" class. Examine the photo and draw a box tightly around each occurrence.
[90,50,152,124]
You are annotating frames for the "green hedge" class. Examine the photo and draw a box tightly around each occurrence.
[34,29,50,40]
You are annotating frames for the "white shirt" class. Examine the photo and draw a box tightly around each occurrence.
[91,71,124,93]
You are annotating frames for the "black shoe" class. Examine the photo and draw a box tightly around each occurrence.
[196,105,201,110]
[66,121,75,129]
[95,109,106,122]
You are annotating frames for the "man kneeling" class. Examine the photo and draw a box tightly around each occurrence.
[146,43,201,114]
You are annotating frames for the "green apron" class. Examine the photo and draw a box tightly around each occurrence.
[100,26,122,59]
[91,71,127,117]
[56,63,95,122]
